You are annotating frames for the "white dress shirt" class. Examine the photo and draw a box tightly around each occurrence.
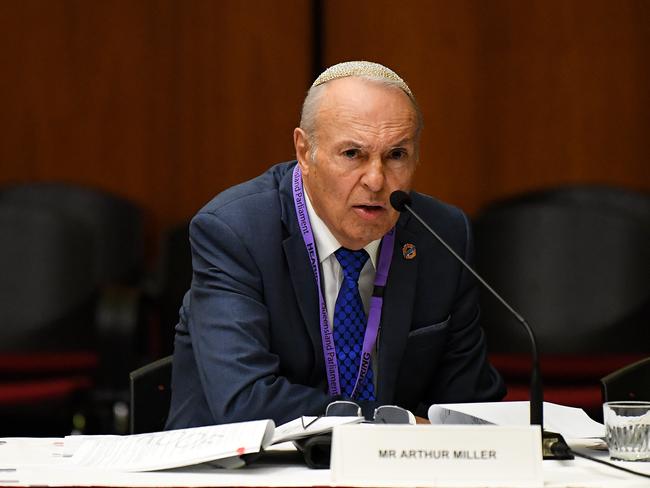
[304,190,381,327]
[304,189,382,388]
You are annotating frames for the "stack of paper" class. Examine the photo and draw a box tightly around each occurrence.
[63,416,363,472]
[427,401,605,438]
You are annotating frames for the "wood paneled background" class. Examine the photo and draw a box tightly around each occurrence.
[1,0,648,254]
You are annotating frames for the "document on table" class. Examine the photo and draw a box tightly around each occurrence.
[271,416,364,444]
[62,416,363,472]
[427,401,605,438]
[65,419,275,472]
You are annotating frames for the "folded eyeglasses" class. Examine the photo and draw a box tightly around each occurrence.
[301,400,415,429]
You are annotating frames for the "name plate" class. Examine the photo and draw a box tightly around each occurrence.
[331,424,542,487]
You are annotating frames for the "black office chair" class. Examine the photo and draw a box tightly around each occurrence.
[601,357,650,403]
[473,185,650,416]
[0,204,97,435]
[0,184,147,433]
[129,355,173,434]
[145,222,192,357]
[0,182,145,286]
[0,182,146,381]
[499,185,650,224]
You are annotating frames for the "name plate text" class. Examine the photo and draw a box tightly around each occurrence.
[331,424,542,487]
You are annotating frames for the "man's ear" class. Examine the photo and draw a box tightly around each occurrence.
[293,127,311,175]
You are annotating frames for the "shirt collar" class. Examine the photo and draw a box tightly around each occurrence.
[304,185,381,268]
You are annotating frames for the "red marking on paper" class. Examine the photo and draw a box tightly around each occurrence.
[237,447,246,455]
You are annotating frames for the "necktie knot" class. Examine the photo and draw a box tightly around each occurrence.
[335,248,369,283]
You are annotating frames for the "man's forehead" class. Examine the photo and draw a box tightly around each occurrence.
[316,79,416,127]
[319,78,415,116]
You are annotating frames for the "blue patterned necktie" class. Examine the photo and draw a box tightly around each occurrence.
[333,247,375,401]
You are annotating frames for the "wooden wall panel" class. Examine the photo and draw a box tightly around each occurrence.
[0,0,311,245]
[323,0,650,214]
[1,0,648,247]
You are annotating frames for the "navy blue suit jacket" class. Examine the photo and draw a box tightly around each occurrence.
[166,161,505,428]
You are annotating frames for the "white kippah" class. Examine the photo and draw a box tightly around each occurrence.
[311,61,414,99]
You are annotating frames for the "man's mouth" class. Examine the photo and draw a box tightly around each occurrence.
[352,204,386,219]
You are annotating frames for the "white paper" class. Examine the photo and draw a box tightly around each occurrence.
[64,419,274,472]
[60,416,362,473]
[0,437,65,466]
[4,436,650,487]
[63,435,117,457]
[428,401,605,438]
[272,415,364,444]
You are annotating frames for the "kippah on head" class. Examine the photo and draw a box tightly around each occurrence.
[311,60,414,99]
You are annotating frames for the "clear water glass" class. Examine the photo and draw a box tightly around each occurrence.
[603,401,650,462]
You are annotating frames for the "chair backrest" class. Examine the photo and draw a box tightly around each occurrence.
[473,186,650,355]
[499,185,650,223]
[601,357,650,402]
[0,183,144,286]
[147,222,192,356]
[129,355,173,434]
[0,204,96,351]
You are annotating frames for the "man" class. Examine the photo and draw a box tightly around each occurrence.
[166,61,505,429]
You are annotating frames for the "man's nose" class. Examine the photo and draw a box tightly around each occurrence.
[361,158,386,192]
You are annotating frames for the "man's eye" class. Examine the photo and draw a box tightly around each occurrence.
[343,149,359,159]
[389,149,407,160]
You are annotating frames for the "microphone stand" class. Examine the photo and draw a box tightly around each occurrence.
[392,192,572,460]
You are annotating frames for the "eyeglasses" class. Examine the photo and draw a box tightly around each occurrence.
[300,400,416,430]
[325,400,362,417]
[326,400,415,424]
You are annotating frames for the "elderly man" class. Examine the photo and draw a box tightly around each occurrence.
[166,61,505,429]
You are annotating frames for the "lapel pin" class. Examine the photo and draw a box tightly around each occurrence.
[402,243,416,260]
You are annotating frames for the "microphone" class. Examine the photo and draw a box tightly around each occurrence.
[390,190,572,460]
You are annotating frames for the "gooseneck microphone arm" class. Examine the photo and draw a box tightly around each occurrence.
[389,190,543,428]
[388,191,650,466]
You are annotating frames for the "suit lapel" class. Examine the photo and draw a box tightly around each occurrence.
[279,166,324,376]
[279,166,420,398]
[376,215,419,404]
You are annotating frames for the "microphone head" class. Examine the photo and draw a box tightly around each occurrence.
[390,190,412,212]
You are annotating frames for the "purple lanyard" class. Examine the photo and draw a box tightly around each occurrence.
[291,165,395,399]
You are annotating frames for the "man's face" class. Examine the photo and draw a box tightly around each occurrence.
[294,77,419,250]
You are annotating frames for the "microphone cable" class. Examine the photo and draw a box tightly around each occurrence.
[549,441,650,480]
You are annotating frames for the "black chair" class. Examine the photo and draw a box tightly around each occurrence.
[129,355,173,434]
[473,185,650,416]
[0,184,147,434]
[0,182,146,383]
[0,182,145,286]
[601,357,650,403]
[0,204,97,435]
[126,224,190,434]
[146,222,192,357]
[497,185,650,224]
